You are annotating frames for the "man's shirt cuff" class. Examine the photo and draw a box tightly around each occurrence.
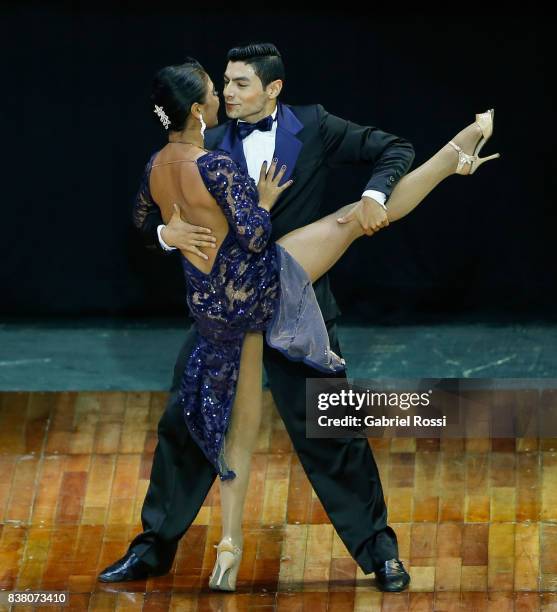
[157,224,177,251]
[362,190,387,211]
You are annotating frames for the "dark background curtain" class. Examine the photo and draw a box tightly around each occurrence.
[2,7,553,321]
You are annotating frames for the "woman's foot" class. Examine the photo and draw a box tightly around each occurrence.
[444,109,500,175]
[208,536,243,591]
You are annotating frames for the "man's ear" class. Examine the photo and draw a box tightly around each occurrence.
[267,79,283,100]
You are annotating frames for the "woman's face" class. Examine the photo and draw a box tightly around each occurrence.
[200,76,220,128]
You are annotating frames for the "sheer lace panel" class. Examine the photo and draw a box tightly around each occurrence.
[132,153,158,231]
[196,152,271,253]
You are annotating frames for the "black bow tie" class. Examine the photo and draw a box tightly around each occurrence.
[236,115,274,140]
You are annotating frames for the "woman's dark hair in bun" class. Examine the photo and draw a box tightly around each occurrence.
[151,57,208,132]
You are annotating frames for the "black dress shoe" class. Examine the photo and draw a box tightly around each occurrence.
[97,551,170,583]
[374,558,410,592]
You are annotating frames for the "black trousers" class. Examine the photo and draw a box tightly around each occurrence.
[129,320,398,573]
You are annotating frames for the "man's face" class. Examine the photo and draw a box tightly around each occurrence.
[223,61,273,123]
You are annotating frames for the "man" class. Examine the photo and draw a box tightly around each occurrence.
[99,42,414,592]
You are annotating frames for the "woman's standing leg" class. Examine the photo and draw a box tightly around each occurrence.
[209,331,264,590]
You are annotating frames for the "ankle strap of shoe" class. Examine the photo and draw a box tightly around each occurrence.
[214,542,242,555]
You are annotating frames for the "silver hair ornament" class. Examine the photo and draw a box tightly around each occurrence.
[154,105,171,130]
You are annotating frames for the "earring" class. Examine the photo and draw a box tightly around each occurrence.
[200,114,206,137]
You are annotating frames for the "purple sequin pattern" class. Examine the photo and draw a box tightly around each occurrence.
[178,152,280,480]
[133,150,344,482]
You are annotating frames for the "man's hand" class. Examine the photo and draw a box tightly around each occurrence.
[161,204,217,260]
[336,197,389,236]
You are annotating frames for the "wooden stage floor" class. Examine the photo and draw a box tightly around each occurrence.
[0,391,556,611]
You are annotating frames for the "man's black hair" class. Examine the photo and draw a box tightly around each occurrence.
[227,42,285,88]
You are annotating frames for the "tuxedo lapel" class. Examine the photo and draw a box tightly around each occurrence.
[273,102,303,185]
[217,122,248,174]
[215,102,304,184]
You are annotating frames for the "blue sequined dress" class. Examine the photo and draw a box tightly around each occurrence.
[134,150,345,480]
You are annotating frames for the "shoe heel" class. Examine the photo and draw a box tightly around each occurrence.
[209,551,235,589]
[474,108,495,157]
[470,152,501,174]
[208,542,242,591]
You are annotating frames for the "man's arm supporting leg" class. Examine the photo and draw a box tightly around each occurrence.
[262,320,398,573]
[128,324,217,570]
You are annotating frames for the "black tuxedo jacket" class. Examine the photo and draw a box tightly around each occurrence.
[137,101,415,322]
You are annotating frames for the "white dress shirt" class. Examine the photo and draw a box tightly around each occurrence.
[239,106,279,183]
[158,107,387,251]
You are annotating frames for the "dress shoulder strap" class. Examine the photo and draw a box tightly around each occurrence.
[151,159,200,168]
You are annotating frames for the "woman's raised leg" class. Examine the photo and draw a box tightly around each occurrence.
[209,330,264,591]
[277,119,493,282]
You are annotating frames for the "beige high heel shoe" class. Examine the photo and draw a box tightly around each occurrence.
[448,108,501,175]
[208,539,243,591]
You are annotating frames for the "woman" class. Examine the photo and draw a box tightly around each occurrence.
[133,58,499,591]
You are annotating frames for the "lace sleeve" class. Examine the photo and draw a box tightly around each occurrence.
[132,156,156,229]
[197,151,271,253]
[131,154,164,250]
